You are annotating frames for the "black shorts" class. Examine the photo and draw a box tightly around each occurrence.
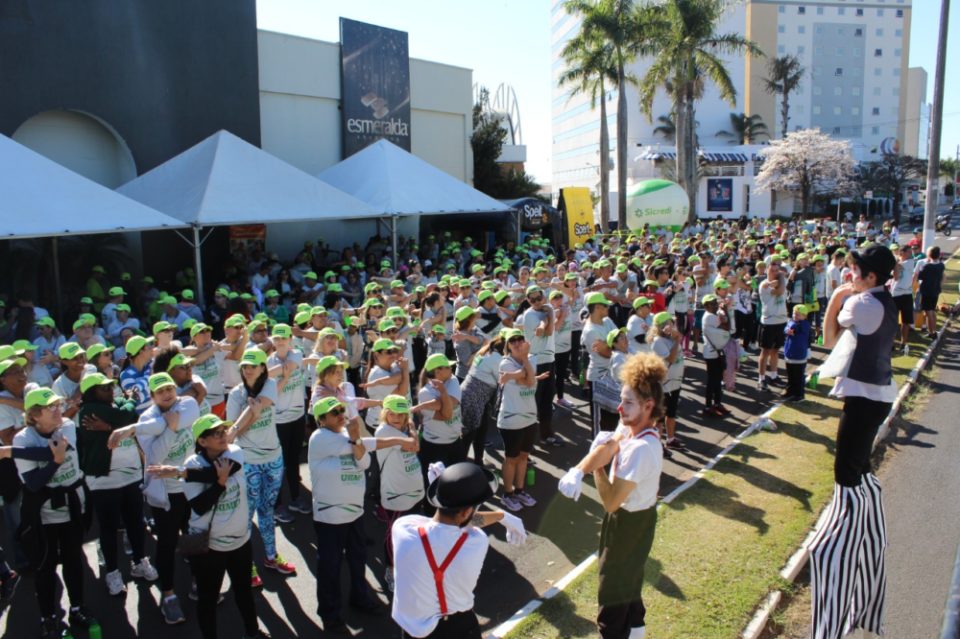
[500,424,537,457]
[919,292,939,312]
[759,322,786,350]
[664,389,680,419]
[893,294,914,324]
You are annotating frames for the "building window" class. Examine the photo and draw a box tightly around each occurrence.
[872,107,880,115]
[897,9,903,17]
[895,29,902,37]
[873,87,882,96]
[874,49,883,57]
[798,45,806,54]
[778,24,785,33]
[851,107,860,116]
[836,47,844,56]
[838,27,846,36]
[798,6,806,14]
[798,25,806,34]
[877,9,884,17]
[855,28,863,37]
[835,67,843,76]
[833,106,842,116]
[813,105,822,115]
[834,86,843,96]
[833,127,842,135]
[853,47,861,57]
[856,8,864,16]
[893,88,900,96]
[817,6,824,15]
[816,25,824,34]
[894,48,901,57]
[813,86,822,96]
[872,126,880,134]
[893,68,901,76]
[779,5,785,13]
[778,45,786,54]
[838,7,845,15]
[813,66,821,77]
[875,67,882,76]
[815,46,823,56]
[876,28,884,37]
[852,87,861,96]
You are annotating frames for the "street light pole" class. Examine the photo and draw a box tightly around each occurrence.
[922,0,951,252]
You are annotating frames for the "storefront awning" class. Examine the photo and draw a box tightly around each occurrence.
[637,150,749,163]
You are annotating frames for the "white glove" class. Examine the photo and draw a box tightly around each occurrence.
[558,468,584,501]
[590,431,616,452]
[499,511,527,545]
[427,462,446,484]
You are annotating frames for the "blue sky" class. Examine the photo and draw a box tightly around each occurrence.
[256,0,957,183]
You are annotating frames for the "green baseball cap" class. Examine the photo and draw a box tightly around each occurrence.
[713,279,731,290]
[318,327,340,340]
[502,328,524,341]
[11,339,37,352]
[315,355,346,376]
[382,394,410,414]
[653,311,673,327]
[379,318,398,332]
[494,290,510,304]
[108,286,126,297]
[633,296,653,309]
[190,322,212,338]
[372,338,397,352]
[85,343,114,360]
[239,349,268,367]
[0,357,26,376]
[59,342,86,360]
[425,353,452,372]
[271,323,293,338]
[385,307,407,319]
[702,294,719,304]
[294,311,311,326]
[431,324,447,335]
[24,388,63,411]
[80,372,116,394]
[153,320,175,335]
[606,327,626,348]
[36,317,56,328]
[312,396,344,419]
[454,306,476,322]
[166,353,195,371]
[477,290,494,303]
[311,306,328,316]
[793,304,810,316]
[148,372,176,393]
[585,292,611,306]
[192,414,231,441]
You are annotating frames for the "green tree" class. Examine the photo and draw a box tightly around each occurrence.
[565,0,646,230]
[859,154,926,223]
[471,88,541,199]
[558,24,618,232]
[653,113,675,140]
[637,0,762,223]
[716,112,768,144]
[763,55,805,139]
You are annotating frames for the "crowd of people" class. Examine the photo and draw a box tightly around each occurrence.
[0,213,950,639]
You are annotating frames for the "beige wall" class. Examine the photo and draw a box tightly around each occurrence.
[903,66,927,158]
[896,7,913,151]
[744,3,778,137]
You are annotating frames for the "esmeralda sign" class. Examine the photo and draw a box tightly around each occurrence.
[339,18,412,157]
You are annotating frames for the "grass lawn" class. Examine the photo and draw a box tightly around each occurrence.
[508,252,960,639]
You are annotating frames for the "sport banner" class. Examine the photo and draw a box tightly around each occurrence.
[559,187,594,247]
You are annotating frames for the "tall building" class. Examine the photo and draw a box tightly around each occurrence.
[903,67,930,159]
[551,0,918,218]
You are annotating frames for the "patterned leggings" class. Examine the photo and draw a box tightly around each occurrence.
[245,456,284,559]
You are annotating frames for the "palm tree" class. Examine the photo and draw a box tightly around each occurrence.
[558,28,618,232]
[763,55,805,139]
[653,114,676,140]
[637,0,762,223]
[565,0,646,230]
[716,112,769,144]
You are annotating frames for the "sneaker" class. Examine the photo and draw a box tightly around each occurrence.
[161,595,186,625]
[715,405,732,416]
[662,446,674,460]
[251,565,263,588]
[68,606,96,629]
[384,567,395,593]
[130,557,159,582]
[665,437,687,451]
[0,570,20,602]
[544,435,564,447]
[105,568,126,596]
[768,376,785,387]
[40,615,64,639]
[759,378,769,392]
[189,582,226,603]
[514,490,537,507]
[785,395,805,403]
[902,344,910,356]
[554,398,574,410]
[500,493,523,512]
[264,555,297,575]
[289,496,312,514]
[274,505,294,524]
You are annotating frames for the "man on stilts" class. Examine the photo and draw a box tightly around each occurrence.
[814,245,898,639]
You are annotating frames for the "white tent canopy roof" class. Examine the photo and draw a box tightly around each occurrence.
[117,130,378,226]
[0,134,187,239]
[316,139,513,216]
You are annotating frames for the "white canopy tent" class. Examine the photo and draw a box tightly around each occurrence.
[0,134,188,321]
[117,130,378,305]
[316,139,515,259]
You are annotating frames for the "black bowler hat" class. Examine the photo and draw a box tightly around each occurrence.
[427,463,498,509]
[851,245,896,281]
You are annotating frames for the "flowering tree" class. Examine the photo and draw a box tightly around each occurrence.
[755,128,857,218]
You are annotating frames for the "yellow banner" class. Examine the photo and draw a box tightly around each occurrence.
[561,187,594,246]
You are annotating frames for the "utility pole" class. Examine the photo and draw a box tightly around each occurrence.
[923,0,951,252]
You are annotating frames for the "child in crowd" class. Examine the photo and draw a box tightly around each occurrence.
[783,304,811,402]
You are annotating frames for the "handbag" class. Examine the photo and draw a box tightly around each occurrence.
[178,529,210,557]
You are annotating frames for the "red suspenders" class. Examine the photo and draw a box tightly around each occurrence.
[418,527,469,618]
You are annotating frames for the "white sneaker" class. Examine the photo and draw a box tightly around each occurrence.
[902,344,910,356]
[384,567,395,593]
[105,569,126,596]
[130,557,159,582]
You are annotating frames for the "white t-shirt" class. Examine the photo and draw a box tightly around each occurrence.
[418,377,463,444]
[553,303,573,354]
[183,445,250,552]
[626,315,651,354]
[193,350,227,406]
[85,414,143,491]
[497,356,537,430]
[759,281,788,325]
[467,351,501,389]
[177,375,211,416]
[520,307,555,365]
[826,263,843,298]
[135,397,200,494]
[220,349,242,390]
[653,336,684,393]
[308,427,370,524]
[892,258,916,297]
[831,286,899,403]
[375,423,424,512]
[268,350,306,424]
[581,317,617,381]
[14,421,86,524]
[610,425,662,512]
[226,379,281,465]
[391,515,489,638]
[365,364,401,427]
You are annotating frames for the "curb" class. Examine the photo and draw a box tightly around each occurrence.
[739,314,955,639]
[486,403,782,639]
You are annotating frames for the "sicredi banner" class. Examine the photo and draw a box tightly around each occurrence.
[560,187,594,246]
[625,179,689,232]
[340,18,411,157]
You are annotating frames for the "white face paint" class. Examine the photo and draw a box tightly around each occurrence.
[850,262,871,292]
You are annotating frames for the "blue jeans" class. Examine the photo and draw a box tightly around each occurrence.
[1,494,26,568]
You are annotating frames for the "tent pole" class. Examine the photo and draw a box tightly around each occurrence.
[517,209,522,246]
[391,215,398,269]
[192,225,206,308]
[52,237,63,329]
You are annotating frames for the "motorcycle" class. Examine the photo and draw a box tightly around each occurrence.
[936,213,952,236]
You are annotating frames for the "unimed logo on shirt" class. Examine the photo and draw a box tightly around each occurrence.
[338,454,362,483]
[250,409,273,431]
[215,482,241,513]
[519,388,536,398]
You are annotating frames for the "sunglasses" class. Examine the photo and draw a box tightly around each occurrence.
[202,427,228,439]
[382,348,400,355]
[508,337,525,344]
[324,407,346,417]
[528,296,543,303]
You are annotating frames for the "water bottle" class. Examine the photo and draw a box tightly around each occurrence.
[88,623,102,639]
[807,372,819,389]
[526,467,535,487]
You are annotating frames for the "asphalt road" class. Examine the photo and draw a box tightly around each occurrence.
[1,222,955,639]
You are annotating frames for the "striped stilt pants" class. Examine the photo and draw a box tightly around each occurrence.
[809,473,887,638]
